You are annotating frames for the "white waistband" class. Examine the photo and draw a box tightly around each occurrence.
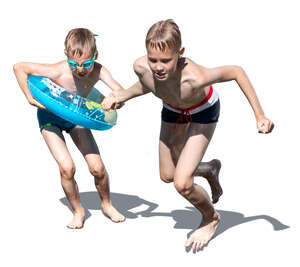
[163,89,219,115]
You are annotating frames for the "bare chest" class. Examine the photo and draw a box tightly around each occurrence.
[142,74,206,108]
[56,76,97,98]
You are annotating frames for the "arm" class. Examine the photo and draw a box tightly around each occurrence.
[204,65,274,133]
[98,65,126,109]
[13,62,61,109]
[99,65,124,92]
[101,81,150,110]
[116,81,150,102]
[115,59,151,102]
[101,60,151,110]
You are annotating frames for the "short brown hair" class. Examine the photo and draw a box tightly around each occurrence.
[65,28,96,57]
[146,19,181,52]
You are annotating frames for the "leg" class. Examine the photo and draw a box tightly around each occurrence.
[159,121,222,203]
[159,121,189,183]
[70,126,125,223]
[173,123,220,250]
[41,126,85,229]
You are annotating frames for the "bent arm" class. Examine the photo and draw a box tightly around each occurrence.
[99,65,124,92]
[205,65,273,133]
[205,65,265,120]
[13,62,60,109]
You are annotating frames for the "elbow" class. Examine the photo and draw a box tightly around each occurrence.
[235,65,245,74]
[13,62,20,73]
[13,62,25,74]
[232,65,246,80]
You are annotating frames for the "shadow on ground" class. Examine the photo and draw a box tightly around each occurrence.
[60,191,289,248]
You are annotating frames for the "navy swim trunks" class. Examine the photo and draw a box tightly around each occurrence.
[37,108,76,133]
[161,86,220,124]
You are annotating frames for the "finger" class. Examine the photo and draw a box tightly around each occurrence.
[36,101,46,110]
[40,104,47,110]
[264,121,273,133]
[265,120,271,133]
[258,125,265,133]
[101,102,107,109]
[260,122,268,134]
[266,120,273,132]
[103,104,110,111]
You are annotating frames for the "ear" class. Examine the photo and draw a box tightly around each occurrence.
[95,50,98,60]
[179,47,185,57]
[64,49,68,56]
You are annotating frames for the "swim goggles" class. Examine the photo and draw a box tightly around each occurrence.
[67,52,96,69]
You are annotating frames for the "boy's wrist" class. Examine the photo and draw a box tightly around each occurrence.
[26,94,33,102]
[255,112,266,121]
[114,90,126,103]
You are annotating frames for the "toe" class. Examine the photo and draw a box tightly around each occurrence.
[199,240,205,250]
[192,241,197,251]
[67,223,75,229]
[185,238,193,248]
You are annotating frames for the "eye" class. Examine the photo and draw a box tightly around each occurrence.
[69,63,78,68]
[148,58,157,63]
[82,62,92,68]
[161,58,172,63]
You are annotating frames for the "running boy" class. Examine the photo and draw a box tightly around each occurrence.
[102,20,274,250]
[14,28,125,229]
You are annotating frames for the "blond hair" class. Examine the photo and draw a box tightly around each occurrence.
[146,19,181,52]
[64,28,96,57]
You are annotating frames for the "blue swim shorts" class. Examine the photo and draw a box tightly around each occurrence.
[37,108,76,133]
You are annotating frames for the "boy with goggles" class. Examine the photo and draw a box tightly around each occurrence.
[14,28,125,229]
[67,51,96,69]
[102,19,274,251]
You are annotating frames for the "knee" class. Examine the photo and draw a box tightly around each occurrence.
[159,170,174,183]
[90,164,106,180]
[59,163,76,180]
[174,177,193,197]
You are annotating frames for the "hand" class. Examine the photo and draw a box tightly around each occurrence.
[102,93,117,111]
[257,116,274,134]
[28,96,47,110]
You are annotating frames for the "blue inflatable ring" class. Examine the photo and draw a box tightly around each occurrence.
[27,75,117,131]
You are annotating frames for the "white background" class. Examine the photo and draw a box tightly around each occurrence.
[1,0,299,266]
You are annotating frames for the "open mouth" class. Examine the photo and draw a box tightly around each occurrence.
[155,72,166,79]
[77,72,87,77]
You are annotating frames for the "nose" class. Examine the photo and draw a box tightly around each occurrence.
[155,63,164,72]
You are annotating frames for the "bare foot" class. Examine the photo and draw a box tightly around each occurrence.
[185,212,220,251]
[67,208,85,229]
[206,159,223,204]
[102,202,125,223]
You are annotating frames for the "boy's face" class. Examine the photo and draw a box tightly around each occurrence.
[67,51,96,79]
[147,46,183,81]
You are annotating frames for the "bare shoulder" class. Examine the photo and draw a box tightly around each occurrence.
[133,56,149,76]
[181,58,209,87]
[23,60,66,80]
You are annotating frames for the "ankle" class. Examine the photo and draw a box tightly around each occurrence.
[73,206,84,214]
[202,211,219,223]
